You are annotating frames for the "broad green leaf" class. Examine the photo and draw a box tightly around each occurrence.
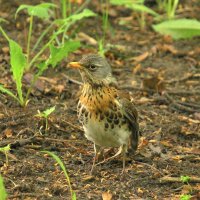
[0,174,7,200]
[111,0,158,16]
[43,106,56,117]
[15,3,57,19]
[48,40,80,67]
[153,19,200,39]
[0,84,18,102]
[55,9,96,26]
[0,144,11,153]
[9,40,26,105]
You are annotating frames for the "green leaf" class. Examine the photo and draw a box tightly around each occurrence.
[41,151,75,199]
[55,9,96,26]
[153,19,200,39]
[0,145,11,153]
[180,194,192,200]
[15,3,57,19]
[0,174,7,200]
[48,40,80,67]
[72,192,77,200]
[35,106,55,118]
[110,0,144,5]
[0,17,8,24]
[180,175,190,183]
[128,4,159,16]
[36,61,49,77]
[0,84,18,102]
[110,0,158,16]
[43,106,56,118]
[9,39,26,105]
[68,9,97,23]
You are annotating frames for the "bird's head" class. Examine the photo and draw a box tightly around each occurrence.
[68,54,116,86]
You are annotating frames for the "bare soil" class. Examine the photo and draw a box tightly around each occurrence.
[0,0,200,199]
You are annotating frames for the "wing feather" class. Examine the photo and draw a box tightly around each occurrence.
[118,93,139,152]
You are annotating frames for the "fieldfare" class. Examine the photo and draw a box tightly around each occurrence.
[69,54,139,173]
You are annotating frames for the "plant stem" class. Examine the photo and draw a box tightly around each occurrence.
[61,0,67,18]
[32,22,55,52]
[26,16,33,71]
[45,118,48,132]
[99,0,109,56]
[74,0,91,14]
[28,37,54,70]
[140,12,145,30]
[103,0,109,44]
[66,0,71,17]
[0,26,10,41]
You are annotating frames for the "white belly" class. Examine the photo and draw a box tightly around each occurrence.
[83,117,130,147]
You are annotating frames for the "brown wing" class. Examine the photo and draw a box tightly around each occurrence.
[118,91,139,152]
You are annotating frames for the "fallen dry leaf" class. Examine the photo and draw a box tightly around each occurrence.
[160,140,173,147]
[162,44,178,54]
[132,63,141,74]
[142,76,165,93]
[24,73,45,92]
[194,113,200,120]
[132,51,149,63]
[0,113,4,119]
[4,128,13,138]
[137,187,144,194]
[70,0,83,4]
[102,192,112,200]
[82,175,95,182]
[77,32,97,46]
[136,97,154,104]
[178,115,200,124]
[138,137,149,149]
[148,143,162,155]
[144,67,159,75]
[53,84,65,93]
[2,46,9,54]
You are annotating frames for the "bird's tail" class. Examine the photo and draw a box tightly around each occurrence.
[128,122,139,154]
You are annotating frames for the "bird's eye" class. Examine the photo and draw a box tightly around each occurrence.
[89,64,96,70]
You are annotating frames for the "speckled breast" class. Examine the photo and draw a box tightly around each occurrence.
[77,87,131,147]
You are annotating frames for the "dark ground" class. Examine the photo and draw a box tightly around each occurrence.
[0,0,200,199]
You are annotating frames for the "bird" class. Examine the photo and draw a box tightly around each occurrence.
[68,54,139,173]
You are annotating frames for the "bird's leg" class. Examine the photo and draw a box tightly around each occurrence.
[90,143,101,174]
[121,144,127,174]
[96,146,122,166]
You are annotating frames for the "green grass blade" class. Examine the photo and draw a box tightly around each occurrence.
[9,39,26,106]
[41,151,76,199]
[0,18,8,24]
[0,84,19,102]
[0,174,7,200]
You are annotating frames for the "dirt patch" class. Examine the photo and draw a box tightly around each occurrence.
[0,0,200,199]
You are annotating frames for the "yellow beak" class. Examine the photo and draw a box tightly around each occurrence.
[68,62,82,69]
